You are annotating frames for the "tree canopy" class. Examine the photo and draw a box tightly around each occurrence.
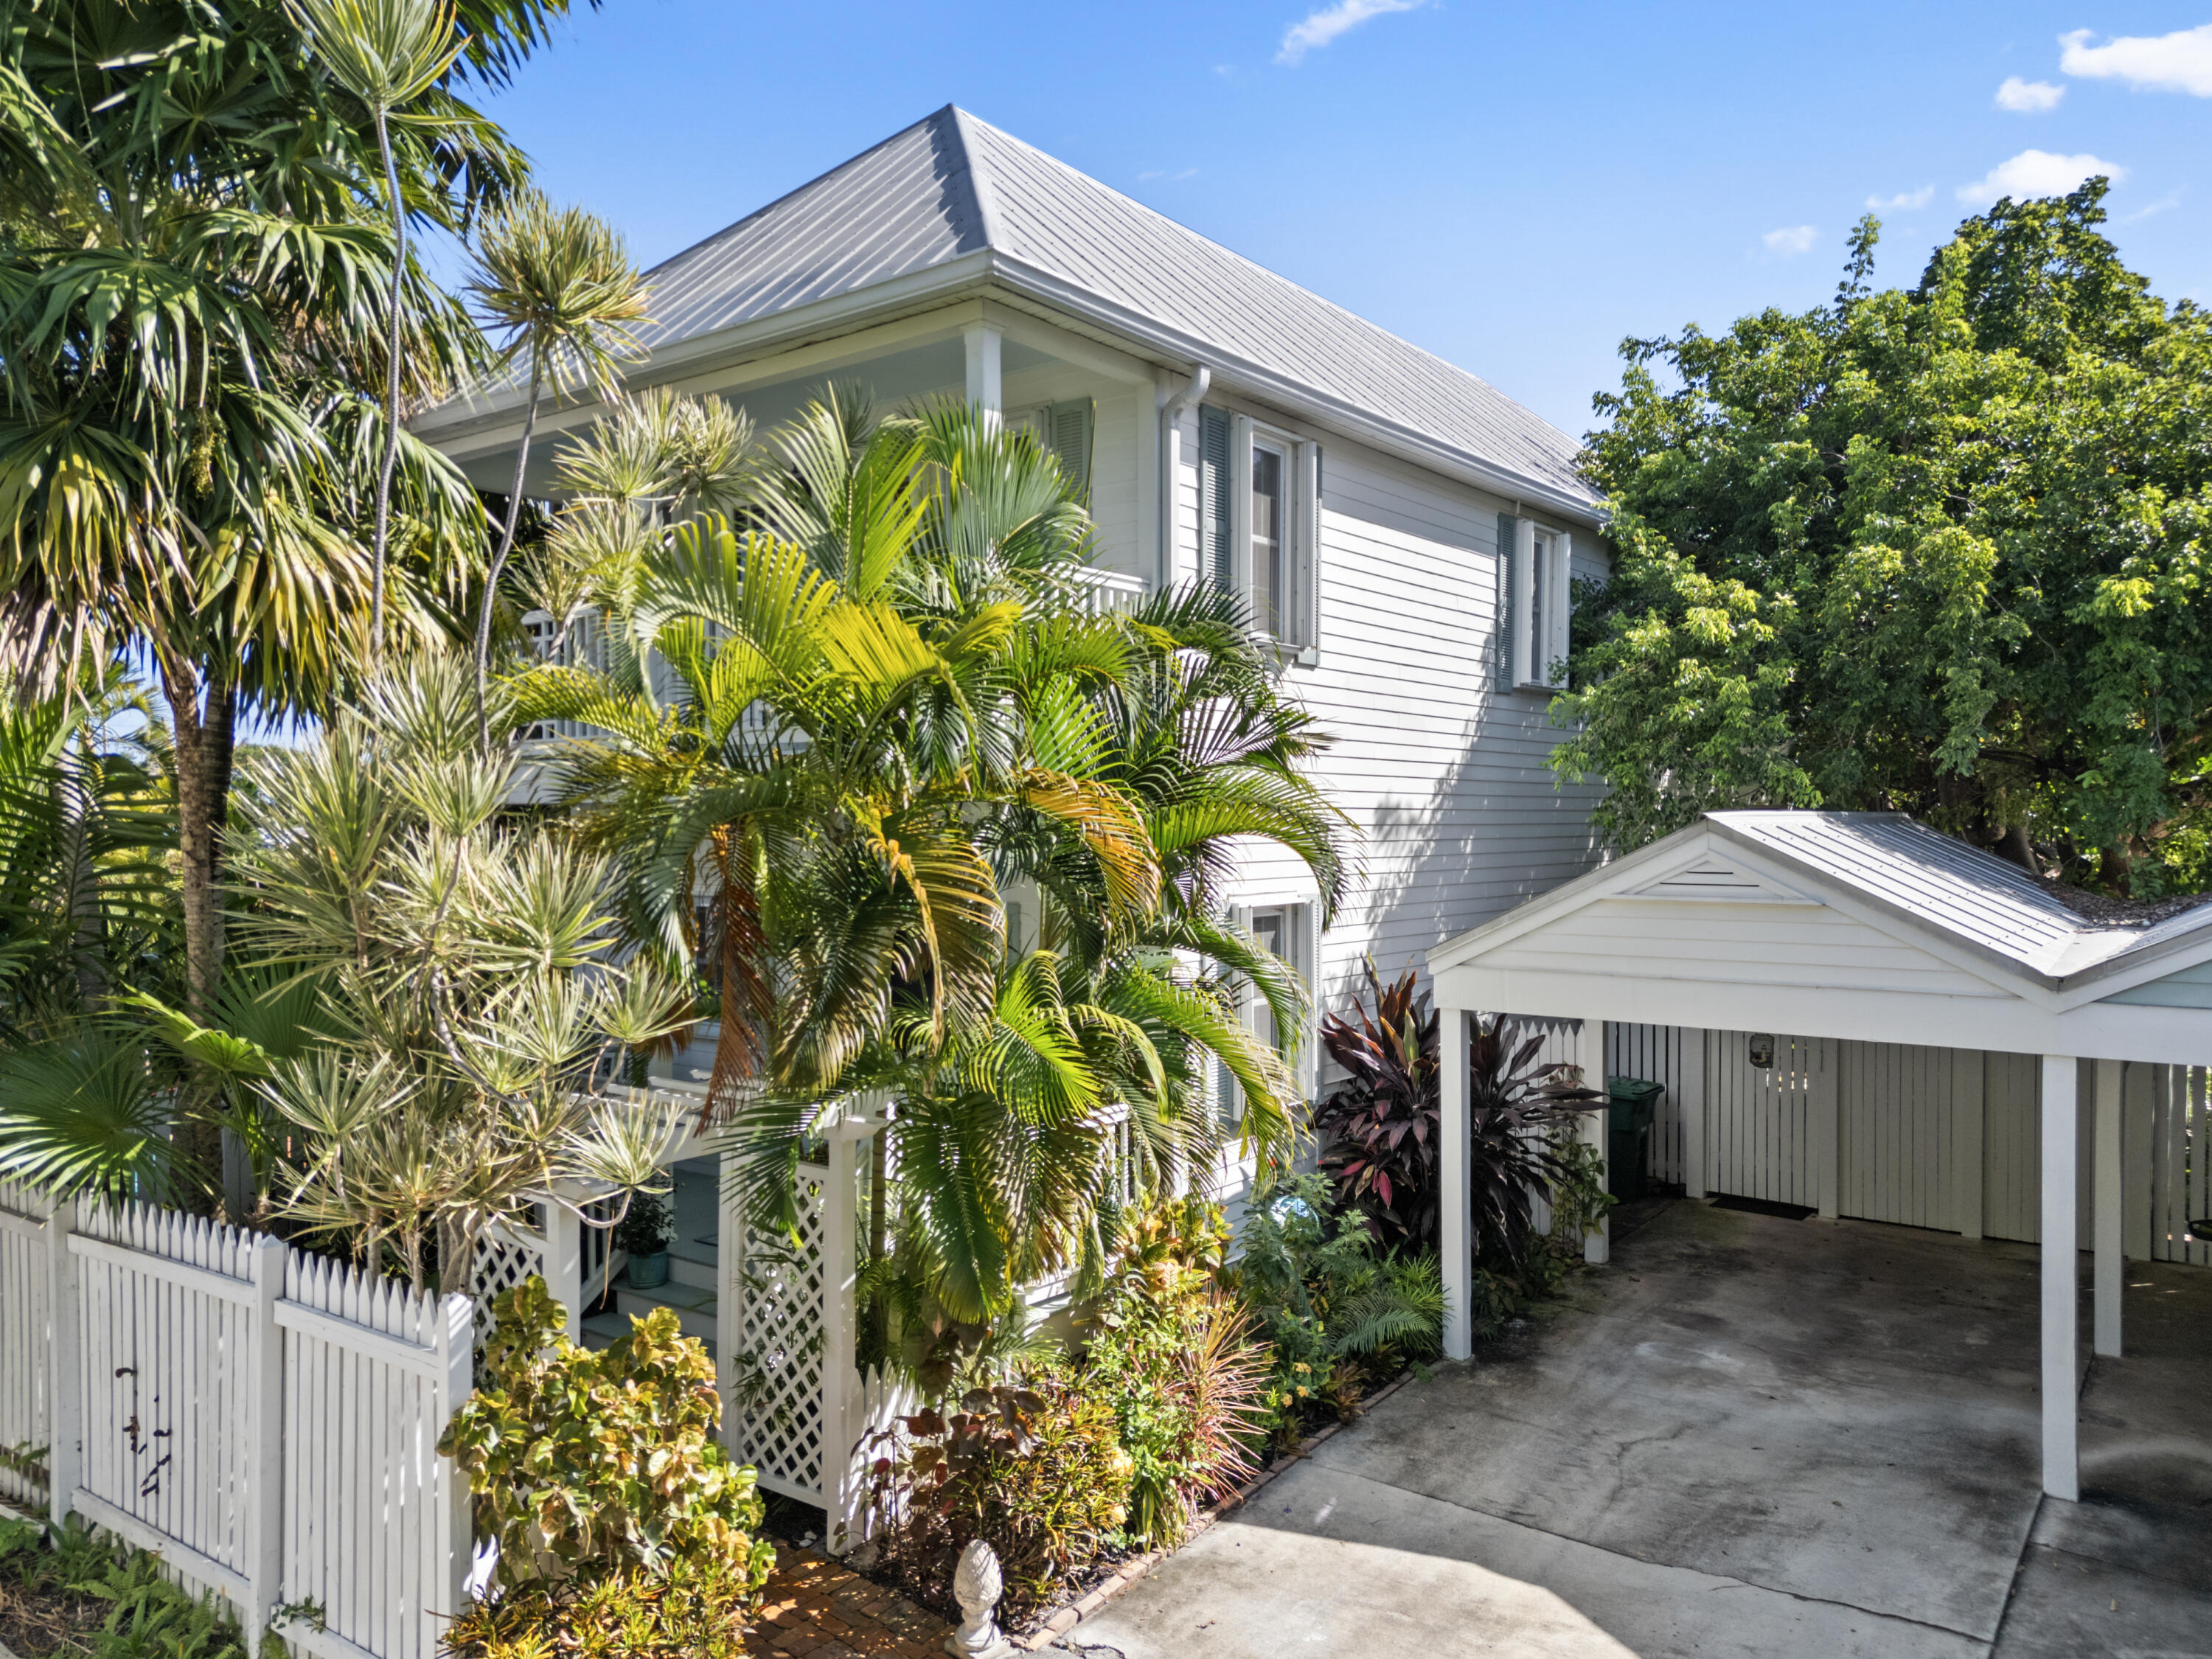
[1557,183,2212,894]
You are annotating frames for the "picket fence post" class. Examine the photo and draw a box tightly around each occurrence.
[244,1236,285,1649]
[433,1290,476,1643]
[44,1194,78,1531]
[541,1194,585,1344]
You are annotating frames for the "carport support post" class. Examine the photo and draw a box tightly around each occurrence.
[2039,1053,2080,1502]
[1440,1005,1473,1361]
[2093,1058,2123,1359]
[1576,1015,1609,1265]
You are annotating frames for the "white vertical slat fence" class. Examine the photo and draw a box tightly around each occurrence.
[0,1184,472,1659]
[2149,1063,2210,1267]
[0,1178,53,1512]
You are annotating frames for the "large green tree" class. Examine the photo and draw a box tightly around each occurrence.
[1558,184,2212,893]
[0,0,580,1200]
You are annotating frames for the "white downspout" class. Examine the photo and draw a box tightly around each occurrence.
[1155,364,1211,590]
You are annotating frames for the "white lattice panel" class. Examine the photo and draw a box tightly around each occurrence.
[728,1166,829,1505]
[472,1217,547,1343]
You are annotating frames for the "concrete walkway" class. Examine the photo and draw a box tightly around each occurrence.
[1076,1202,2212,1659]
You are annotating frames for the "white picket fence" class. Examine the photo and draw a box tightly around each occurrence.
[0,1179,471,1659]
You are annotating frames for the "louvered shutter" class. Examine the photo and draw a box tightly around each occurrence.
[1047,398,1094,495]
[1200,406,1234,595]
[1495,512,1519,692]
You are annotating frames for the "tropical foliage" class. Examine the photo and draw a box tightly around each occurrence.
[1461,1017,1607,1271]
[514,388,1352,1323]
[1313,962,1440,1245]
[1560,184,2212,894]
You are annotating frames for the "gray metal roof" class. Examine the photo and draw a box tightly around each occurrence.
[1705,812,2212,985]
[494,105,1595,509]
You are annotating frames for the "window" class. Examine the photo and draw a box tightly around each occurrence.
[1199,406,1320,655]
[1012,399,1094,495]
[1506,517,1574,690]
[1219,901,1317,1122]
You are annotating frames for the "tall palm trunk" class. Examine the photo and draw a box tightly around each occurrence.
[160,648,237,1211]
[473,352,543,750]
[368,105,406,664]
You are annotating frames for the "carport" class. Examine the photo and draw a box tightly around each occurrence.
[1427,810,2212,1502]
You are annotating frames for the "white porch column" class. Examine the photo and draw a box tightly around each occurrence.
[964,325,1002,430]
[1440,1006,1472,1360]
[2093,1058,2124,1359]
[2040,1052,2081,1501]
[541,1189,585,1346]
[821,1092,890,1553]
[1576,1015,1610,1265]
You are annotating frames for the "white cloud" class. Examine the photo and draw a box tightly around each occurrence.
[2059,24,2212,96]
[1138,167,1200,183]
[1996,75,2065,111]
[1762,225,1818,257]
[1276,0,1425,66]
[1865,185,1935,211]
[2120,190,2183,224]
[1955,149,2126,205]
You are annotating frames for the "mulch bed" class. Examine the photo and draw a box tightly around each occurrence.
[748,1548,948,1658]
[0,1567,100,1659]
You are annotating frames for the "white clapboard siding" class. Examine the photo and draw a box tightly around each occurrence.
[0,1179,52,1510]
[2149,1064,2211,1267]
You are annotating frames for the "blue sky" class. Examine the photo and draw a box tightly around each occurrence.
[464,1,2212,439]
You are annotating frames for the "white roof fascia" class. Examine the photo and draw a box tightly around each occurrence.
[2051,917,2212,1007]
[416,248,1608,532]
[982,254,1608,530]
[413,249,999,446]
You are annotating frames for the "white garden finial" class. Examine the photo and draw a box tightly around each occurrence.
[947,1538,1012,1657]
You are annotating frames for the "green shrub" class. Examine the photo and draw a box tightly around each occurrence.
[437,1277,773,1601]
[1234,1172,1445,1445]
[0,1515,250,1659]
[439,1556,757,1659]
[1082,1207,1267,1548]
[864,1381,1133,1619]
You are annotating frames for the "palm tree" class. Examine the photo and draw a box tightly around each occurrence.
[287,0,466,661]
[512,391,1352,1320]
[466,190,650,746]
[0,0,554,1205]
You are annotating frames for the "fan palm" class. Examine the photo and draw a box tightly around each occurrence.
[288,0,467,658]
[465,189,650,745]
[0,0,558,1204]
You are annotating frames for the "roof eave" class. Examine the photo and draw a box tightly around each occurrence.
[414,250,1608,527]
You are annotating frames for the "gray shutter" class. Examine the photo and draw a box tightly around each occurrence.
[1200,406,1233,594]
[1495,512,1518,692]
[1047,398,1094,495]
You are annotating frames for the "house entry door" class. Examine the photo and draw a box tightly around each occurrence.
[1706,1029,1825,1208]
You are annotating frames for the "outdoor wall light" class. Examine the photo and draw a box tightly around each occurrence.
[1748,1034,1775,1071]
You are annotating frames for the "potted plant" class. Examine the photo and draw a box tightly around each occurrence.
[616,1190,675,1290]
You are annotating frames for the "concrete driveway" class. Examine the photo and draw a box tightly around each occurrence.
[1076,1200,2212,1659]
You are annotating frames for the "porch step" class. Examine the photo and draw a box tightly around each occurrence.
[580,1307,717,1364]
[616,1277,718,1343]
[667,1237,718,1290]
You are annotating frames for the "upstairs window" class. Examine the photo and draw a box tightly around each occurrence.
[1501,516,1573,691]
[1199,406,1321,655]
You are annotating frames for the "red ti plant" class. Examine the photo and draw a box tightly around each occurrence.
[1314,961,1440,1245]
[1464,1016,1609,1270]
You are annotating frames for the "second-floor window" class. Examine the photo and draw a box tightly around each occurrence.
[1200,406,1320,654]
[1508,518,1574,690]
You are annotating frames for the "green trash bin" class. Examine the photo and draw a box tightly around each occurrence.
[1604,1076,1665,1201]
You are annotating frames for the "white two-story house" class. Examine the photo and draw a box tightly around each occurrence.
[415,104,1610,1103]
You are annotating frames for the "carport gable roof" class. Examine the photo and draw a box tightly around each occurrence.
[1427,810,2212,1006]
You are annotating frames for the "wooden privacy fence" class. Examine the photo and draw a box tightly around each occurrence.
[0,1179,473,1659]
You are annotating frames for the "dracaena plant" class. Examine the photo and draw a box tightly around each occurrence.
[1313,961,1440,1245]
[1465,1016,1609,1271]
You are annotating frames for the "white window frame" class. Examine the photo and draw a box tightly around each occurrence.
[1229,415,1321,658]
[1512,519,1574,690]
[1222,900,1319,1121]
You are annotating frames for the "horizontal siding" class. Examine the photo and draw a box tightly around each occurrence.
[1479,899,2008,998]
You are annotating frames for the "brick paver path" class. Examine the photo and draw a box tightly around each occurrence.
[749,1548,950,1658]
